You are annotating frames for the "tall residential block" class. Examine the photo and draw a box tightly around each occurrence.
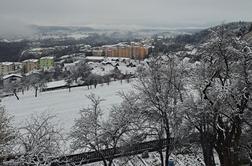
[0,62,15,75]
[39,56,54,70]
[22,59,39,73]
[102,43,150,59]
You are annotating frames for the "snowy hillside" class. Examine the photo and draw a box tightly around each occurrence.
[2,80,134,133]
[84,152,205,166]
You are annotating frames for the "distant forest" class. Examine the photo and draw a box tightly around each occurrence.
[0,41,29,62]
[0,34,133,62]
[1,22,251,62]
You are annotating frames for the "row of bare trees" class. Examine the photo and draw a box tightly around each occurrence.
[0,105,64,165]
[75,26,252,166]
[135,26,252,166]
[0,94,142,166]
[65,60,133,92]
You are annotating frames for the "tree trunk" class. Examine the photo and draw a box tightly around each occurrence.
[165,137,170,166]
[158,150,164,166]
[108,159,113,166]
[217,146,239,166]
[13,89,19,100]
[102,160,108,166]
[13,90,19,100]
[35,87,38,97]
[202,143,215,166]
[164,118,171,166]
[200,133,215,166]
[215,116,242,166]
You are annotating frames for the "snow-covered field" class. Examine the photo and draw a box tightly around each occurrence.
[1,79,207,166]
[85,152,205,166]
[2,80,134,133]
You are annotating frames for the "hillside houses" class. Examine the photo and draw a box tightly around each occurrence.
[0,62,23,76]
[0,56,55,76]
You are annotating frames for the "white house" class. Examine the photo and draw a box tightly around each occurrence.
[2,74,22,87]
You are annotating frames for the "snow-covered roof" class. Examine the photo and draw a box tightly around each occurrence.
[86,56,105,60]
[40,56,54,60]
[64,61,80,68]
[60,55,72,59]
[30,48,43,51]
[2,74,22,80]
[102,43,130,48]
[13,62,22,65]
[22,59,39,63]
[0,62,14,66]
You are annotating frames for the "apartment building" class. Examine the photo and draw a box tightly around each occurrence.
[0,62,15,75]
[103,43,149,59]
[22,59,39,73]
[39,56,54,70]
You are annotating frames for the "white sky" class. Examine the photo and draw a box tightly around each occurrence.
[0,0,251,28]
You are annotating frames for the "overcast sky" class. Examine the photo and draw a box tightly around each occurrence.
[0,0,252,28]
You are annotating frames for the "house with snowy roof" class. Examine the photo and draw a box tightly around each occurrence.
[2,74,22,87]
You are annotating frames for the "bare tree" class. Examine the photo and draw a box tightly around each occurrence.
[110,66,122,81]
[0,106,15,164]
[25,73,46,97]
[100,104,139,166]
[3,81,21,100]
[122,55,185,166]
[70,93,108,165]
[16,113,64,165]
[70,94,135,166]
[65,75,73,92]
[186,26,252,166]
[77,60,92,84]
[183,95,216,166]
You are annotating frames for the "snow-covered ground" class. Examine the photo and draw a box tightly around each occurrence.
[2,80,134,133]
[1,79,207,166]
[46,80,67,88]
[88,57,143,76]
[85,152,205,166]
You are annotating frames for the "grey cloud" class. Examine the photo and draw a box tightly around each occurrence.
[0,16,35,39]
[0,0,251,27]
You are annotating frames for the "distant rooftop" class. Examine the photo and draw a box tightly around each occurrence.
[22,59,39,63]
[86,56,105,60]
[2,74,22,80]
[40,56,54,60]
[0,62,14,66]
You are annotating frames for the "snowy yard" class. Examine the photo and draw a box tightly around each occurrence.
[2,80,134,133]
[85,152,205,166]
